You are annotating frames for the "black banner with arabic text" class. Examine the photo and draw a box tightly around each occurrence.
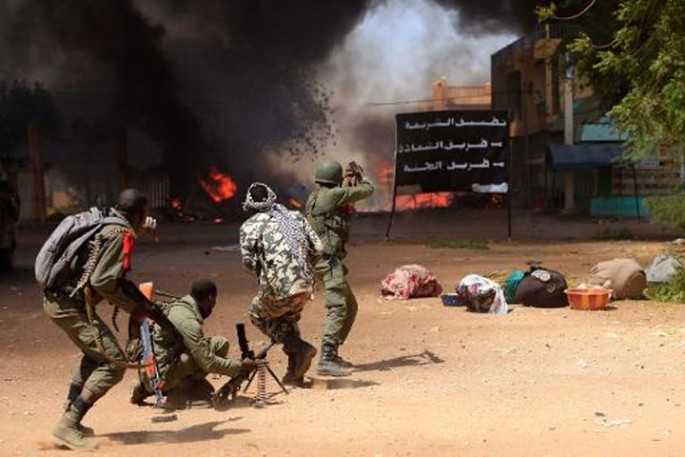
[395,110,509,194]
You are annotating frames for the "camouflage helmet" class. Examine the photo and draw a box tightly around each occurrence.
[314,160,343,186]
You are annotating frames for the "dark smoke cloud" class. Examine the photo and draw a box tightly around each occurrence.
[0,0,543,200]
[434,0,542,36]
[136,1,376,182]
[0,0,202,193]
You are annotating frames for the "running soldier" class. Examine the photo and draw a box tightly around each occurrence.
[130,280,254,406]
[240,183,323,386]
[41,189,170,450]
[305,160,374,376]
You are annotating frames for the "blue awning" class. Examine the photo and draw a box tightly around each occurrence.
[547,143,624,170]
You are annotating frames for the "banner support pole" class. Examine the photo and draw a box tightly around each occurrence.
[385,121,399,240]
[507,113,513,240]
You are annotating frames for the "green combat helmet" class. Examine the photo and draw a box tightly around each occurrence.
[314,160,343,186]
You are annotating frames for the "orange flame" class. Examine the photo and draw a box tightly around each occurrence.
[199,167,238,203]
[395,192,454,210]
[378,165,394,186]
[170,197,183,212]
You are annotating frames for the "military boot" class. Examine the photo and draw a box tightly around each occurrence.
[130,381,150,405]
[332,352,354,368]
[282,350,299,386]
[317,343,351,377]
[62,383,95,437]
[283,337,317,385]
[52,397,98,451]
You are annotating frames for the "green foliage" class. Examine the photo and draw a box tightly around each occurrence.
[0,80,61,156]
[645,193,685,232]
[645,264,685,303]
[428,239,489,250]
[564,0,685,159]
[590,226,635,240]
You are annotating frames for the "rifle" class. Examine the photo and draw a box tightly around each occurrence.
[213,323,288,407]
[138,282,167,408]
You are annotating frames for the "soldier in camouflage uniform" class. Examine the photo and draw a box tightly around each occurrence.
[130,280,254,406]
[43,189,171,451]
[240,183,323,386]
[306,160,374,376]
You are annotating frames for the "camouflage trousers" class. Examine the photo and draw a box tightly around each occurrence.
[159,336,229,392]
[43,293,127,400]
[315,257,358,347]
[248,293,309,345]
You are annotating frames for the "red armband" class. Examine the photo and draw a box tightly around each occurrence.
[122,231,136,272]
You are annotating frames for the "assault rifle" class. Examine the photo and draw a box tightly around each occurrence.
[138,282,167,408]
[213,323,288,406]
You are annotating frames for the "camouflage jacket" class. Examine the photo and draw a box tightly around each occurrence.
[305,179,374,259]
[152,295,242,378]
[240,209,323,301]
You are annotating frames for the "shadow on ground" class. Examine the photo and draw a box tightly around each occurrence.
[101,420,249,445]
[352,350,445,373]
[308,377,380,390]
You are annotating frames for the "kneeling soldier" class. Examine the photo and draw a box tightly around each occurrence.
[130,280,254,406]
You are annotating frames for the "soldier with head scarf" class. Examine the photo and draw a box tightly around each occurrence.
[240,182,323,386]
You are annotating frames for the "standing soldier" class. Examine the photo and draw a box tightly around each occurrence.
[40,189,169,451]
[305,160,374,376]
[240,183,323,386]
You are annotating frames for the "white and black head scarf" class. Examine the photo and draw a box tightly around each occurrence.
[243,182,310,276]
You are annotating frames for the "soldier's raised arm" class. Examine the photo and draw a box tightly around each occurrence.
[329,179,375,208]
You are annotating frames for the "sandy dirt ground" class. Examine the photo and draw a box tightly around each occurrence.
[1,210,684,457]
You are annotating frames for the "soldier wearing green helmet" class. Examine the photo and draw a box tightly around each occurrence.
[306,160,374,376]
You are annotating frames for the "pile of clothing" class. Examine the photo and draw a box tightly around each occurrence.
[455,274,508,315]
[380,264,443,300]
[505,266,569,308]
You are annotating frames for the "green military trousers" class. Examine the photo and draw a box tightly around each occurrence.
[316,257,358,347]
[43,293,127,400]
[162,336,229,392]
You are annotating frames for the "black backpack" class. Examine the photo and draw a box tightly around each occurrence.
[35,207,130,290]
[513,267,569,308]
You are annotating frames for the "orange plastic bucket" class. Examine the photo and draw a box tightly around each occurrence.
[565,288,612,311]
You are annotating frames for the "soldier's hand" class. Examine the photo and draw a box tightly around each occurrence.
[142,216,157,232]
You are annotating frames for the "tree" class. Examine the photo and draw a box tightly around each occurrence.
[540,0,685,160]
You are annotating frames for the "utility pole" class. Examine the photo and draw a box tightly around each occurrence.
[28,123,46,222]
[563,55,575,213]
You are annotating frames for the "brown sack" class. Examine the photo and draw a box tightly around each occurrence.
[589,258,646,300]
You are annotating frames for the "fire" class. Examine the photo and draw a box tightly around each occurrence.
[288,197,303,209]
[395,192,454,210]
[199,166,238,203]
[170,197,183,212]
[378,165,394,186]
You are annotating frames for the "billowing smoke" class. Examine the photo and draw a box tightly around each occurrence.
[0,0,542,204]
[435,0,540,36]
[0,0,204,194]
